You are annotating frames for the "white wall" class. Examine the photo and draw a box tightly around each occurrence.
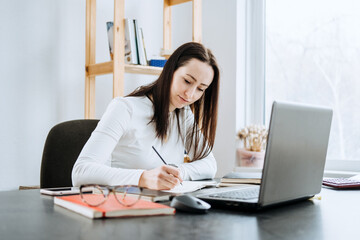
[0,0,238,191]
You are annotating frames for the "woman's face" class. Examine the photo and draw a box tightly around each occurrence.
[169,58,214,112]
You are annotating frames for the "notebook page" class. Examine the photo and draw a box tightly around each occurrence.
[349,174,360,181]
[162,180,217,194]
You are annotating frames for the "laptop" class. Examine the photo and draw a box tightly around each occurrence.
[197,101,333,210]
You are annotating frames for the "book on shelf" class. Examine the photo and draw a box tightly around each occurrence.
[124,18,138,64]
[220,172,262,185]
[106,22,114,60]
[134,19,147,66]
[140,28,148,64]
[54,194,175,219]
[106,19,139,65]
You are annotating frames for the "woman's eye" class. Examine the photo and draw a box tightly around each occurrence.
[184,79,190,84]
[197,88,204,92]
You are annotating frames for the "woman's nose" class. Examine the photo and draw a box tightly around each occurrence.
[184,87,196,99]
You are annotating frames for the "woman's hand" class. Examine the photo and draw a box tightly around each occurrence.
[138,165,183,190]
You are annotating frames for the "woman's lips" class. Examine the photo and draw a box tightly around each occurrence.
[179,96,189,103]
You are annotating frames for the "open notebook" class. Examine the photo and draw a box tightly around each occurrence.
[124,181,216,202]
[162,180,217,194]
[91,181,217,202]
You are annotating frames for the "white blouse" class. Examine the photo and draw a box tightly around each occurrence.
[71,96,217,187]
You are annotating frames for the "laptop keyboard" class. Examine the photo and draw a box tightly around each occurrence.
[323,177,360,188]
[208,187,260,200]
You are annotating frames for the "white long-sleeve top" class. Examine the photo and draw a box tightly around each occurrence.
[71,96,217,187]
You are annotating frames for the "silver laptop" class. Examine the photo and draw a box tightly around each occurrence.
[197,101,333,210]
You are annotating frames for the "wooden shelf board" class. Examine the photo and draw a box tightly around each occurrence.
[87,61,162,77]
[125,64,163,75]
[170,0,192,6]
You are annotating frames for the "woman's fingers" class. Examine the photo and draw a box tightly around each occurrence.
[158,166,181,189]
[161,165,182,182]
[163,165,183,182]
[138,165,182,190]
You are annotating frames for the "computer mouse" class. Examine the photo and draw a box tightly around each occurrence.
[170,195,211,213]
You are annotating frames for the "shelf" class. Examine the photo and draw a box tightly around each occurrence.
[84,0,202,118]
[125,64,163,75]
[86,61,163,77]
[169,0,192,6]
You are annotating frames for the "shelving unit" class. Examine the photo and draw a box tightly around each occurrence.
[84,0,202,119]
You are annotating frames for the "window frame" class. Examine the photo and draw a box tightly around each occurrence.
[244,0,266,126]
[243,0,360,172]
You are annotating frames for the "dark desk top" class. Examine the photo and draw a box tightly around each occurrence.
[0,188,359,240]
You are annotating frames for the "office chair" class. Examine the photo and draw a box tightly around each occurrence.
[40,119,99,188]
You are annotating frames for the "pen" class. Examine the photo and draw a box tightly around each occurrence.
[152,146,183,186]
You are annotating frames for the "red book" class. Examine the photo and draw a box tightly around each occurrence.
[54,194,175,219]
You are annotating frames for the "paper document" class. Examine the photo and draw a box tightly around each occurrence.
[349,174,360,181]
[162,180,217,194]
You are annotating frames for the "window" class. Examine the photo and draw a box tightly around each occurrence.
[265,0,360,169]
[242,0,360,171]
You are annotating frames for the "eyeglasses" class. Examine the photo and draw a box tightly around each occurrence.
[80,184,143,207]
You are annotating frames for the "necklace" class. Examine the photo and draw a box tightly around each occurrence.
[184,151,191,163]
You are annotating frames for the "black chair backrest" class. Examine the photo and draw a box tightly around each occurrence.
[40,119,99,188]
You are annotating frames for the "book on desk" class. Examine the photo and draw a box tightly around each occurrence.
[125,188,172,202]
[54,194,175,219]
[54,181,216,219]
[218,172,262,187]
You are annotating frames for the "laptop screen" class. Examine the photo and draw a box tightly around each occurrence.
[259,101,333,206]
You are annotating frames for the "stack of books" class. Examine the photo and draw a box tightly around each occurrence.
[219,171,262,187]
[106,18,148,66]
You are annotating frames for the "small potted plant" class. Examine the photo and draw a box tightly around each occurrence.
[236,125,268,168]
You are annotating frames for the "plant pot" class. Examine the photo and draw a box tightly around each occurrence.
[236,148,265,168]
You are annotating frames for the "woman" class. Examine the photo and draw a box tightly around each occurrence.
[72,42,220,190]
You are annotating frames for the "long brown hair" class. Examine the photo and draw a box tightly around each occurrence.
[128,42,220,161]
